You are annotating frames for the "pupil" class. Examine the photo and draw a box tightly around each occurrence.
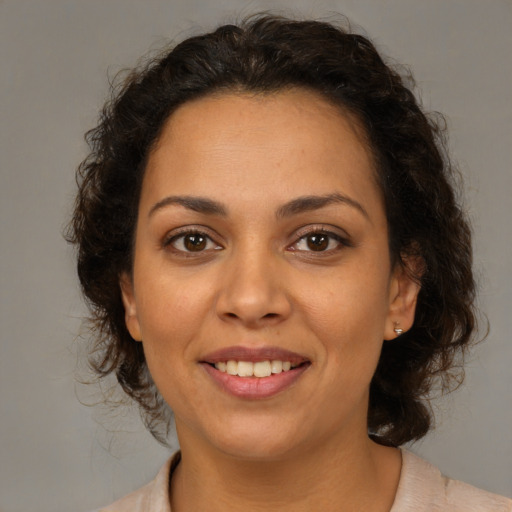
[307,234,328,251]
[185,234,206,251]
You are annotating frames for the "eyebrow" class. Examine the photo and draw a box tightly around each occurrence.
[148,192,369,220]
[275,193,369,220]
[148,196,228,218]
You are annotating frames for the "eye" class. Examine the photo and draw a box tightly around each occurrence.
[291,229,347,253]
[166,230,222,253]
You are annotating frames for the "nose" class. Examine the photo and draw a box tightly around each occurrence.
[215,247,292,329]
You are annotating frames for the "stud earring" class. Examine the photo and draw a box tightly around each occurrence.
[393,322,404,336]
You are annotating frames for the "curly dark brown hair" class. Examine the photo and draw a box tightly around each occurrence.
[67,14,477,447]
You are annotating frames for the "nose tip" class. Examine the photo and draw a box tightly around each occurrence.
[216,258,292,328]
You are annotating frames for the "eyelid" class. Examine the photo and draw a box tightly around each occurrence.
[292,224,351,242]
[288,224,352,252]
[161,223,351,254]
[162,225,224,250]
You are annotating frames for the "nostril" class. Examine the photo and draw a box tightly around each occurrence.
[221,311,282,324]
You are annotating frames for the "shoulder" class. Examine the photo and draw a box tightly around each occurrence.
[391,450,512,512]
[95,479,158,512]
[95,452,180,512]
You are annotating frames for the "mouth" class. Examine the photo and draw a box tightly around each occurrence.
[208,359,305,377]
[200,346,311,399]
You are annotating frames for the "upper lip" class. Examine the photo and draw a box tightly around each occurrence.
[201,346,309,365]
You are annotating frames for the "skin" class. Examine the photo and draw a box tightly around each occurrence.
[120,89,420,511]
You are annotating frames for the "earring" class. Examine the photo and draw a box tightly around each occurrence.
[393,322,404,336]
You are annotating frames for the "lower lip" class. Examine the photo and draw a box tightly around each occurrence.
[201,363,310,399]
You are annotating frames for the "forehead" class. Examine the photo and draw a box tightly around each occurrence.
[142,89,382,216]
[151,88,372,162]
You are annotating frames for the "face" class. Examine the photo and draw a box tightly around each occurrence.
[121,89,419,460]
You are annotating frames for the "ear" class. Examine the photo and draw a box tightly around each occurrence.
[384,256,423,340]
[119,272,142,342]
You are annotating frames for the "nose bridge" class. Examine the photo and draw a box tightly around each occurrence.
[216,238,291,326]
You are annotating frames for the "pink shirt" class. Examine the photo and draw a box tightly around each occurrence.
[98,450,512,511]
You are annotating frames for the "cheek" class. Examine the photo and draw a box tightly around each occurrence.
[133,263,218,356]
[298,265,390,365]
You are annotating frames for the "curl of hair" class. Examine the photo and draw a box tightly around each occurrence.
[67,14,477,446]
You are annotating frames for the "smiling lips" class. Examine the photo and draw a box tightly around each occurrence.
[215,359,296,377]
[201,346,310,399]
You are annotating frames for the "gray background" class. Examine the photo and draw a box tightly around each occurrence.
[1,1,511,511]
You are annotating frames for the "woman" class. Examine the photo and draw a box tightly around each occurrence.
[68,14,512,512]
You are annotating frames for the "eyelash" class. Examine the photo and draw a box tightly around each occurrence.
[289,227,350,254]
[163,228,222,255]
[162,226,350,256]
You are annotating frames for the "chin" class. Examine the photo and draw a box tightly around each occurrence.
[203,417,308,461]
[217,437,301,461]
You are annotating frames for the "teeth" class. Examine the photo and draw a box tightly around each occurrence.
[253,361,271,377]
[214,360,298,377]
[237,361,253,377]
[226,360,238,375]
[271,360,282,374]
[216,361,227,372]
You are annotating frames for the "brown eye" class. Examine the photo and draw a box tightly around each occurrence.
[306,234,329,251]
[168,231,221,253]
[291,230,346,254]
[183,233,207,251]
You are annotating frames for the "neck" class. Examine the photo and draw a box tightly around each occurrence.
[170,427,401,512]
